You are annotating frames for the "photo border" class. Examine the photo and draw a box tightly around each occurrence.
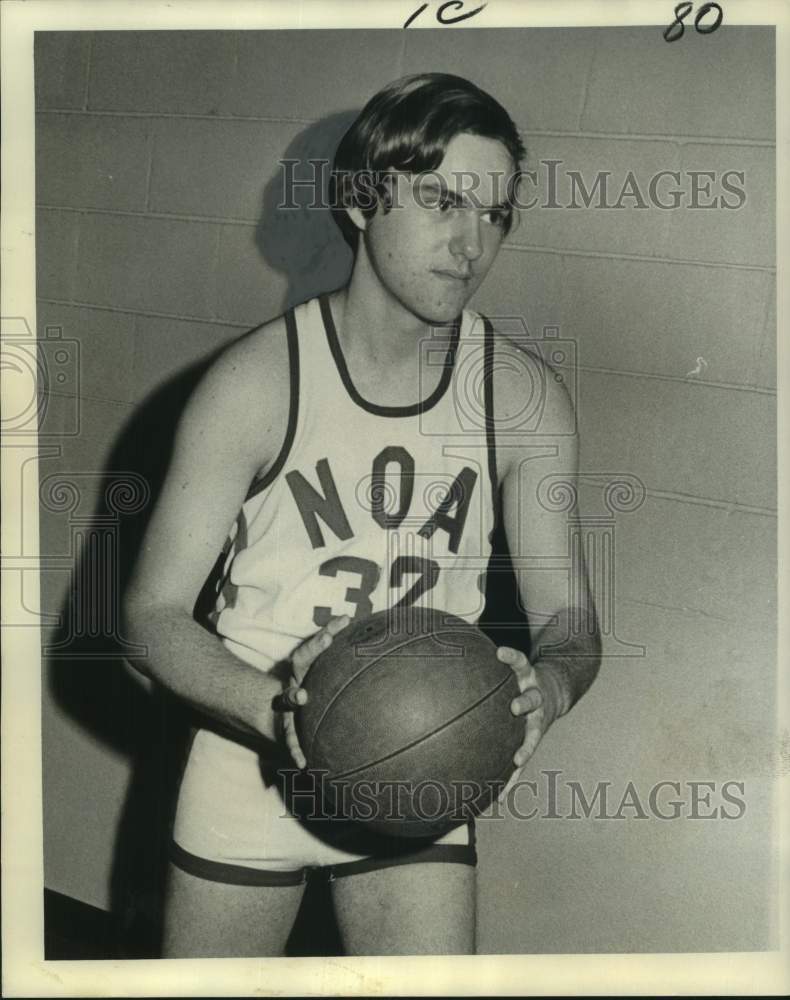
[2,0,788,995]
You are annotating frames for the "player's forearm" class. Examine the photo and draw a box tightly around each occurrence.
[123,601,283,745]
[531,606,602,719]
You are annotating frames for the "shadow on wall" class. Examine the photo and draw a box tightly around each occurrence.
[44,110,361,958]
[44,106,527,958]
[44,359,214,958]
[44,360,346,958]
[257,110,356,313]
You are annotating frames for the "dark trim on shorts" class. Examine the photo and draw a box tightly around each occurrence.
[169,822,477,888]
[170,841,307,886]
[245,306,300,501]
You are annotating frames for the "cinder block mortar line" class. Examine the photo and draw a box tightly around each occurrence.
[38,296,251,330]
[570,363,776,396]
[36,108,315,126]
[34,109,776,147]
[575,32,598,130]
[144,125,154,212]
[502,243,775,274]
[81,35,93,111]
[613,594,774,627]
[36,205,775,274]
[38,204,258,228]
[578,473,776,518]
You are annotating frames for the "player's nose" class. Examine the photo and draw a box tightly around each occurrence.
[449,214,483,262]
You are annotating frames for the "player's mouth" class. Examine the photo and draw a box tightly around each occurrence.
[433,269,472,284]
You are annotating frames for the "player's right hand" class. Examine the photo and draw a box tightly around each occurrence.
[280,614,350,768]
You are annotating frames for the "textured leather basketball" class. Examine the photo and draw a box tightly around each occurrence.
[297,606,523,838]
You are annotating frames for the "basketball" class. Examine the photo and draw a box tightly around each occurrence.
[296,606,523,838]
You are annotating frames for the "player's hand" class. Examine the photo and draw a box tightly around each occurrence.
[495,645,563,803]
[280,614,350,769]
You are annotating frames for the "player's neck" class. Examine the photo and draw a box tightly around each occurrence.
[336,259,456,366]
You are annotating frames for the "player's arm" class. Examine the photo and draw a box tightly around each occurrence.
[495,342,602,773]
[122,323,332,750]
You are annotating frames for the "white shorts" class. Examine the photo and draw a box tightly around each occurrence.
[171,727,477,886]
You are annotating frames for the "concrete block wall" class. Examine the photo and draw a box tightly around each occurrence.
[36,28,776,953]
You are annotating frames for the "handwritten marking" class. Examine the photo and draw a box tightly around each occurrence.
[403,2,428,28]
[685,357,709,377]
[404,0,487,29]
[664,2,723,42]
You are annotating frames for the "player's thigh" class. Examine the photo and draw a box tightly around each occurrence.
[161,862,306,958]
[330,862,476,956]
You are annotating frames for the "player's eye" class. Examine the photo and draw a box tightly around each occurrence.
[483,208,509,228]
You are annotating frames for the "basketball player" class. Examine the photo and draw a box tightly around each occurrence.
[124,73,601,957]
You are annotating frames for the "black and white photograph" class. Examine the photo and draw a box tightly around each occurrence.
[1,0,787,995]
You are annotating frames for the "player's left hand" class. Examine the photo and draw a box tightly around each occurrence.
[495,645,562,803]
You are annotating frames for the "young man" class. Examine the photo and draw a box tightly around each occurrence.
[124,73,601,957]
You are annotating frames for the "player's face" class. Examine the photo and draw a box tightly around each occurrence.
[359,133,517,324]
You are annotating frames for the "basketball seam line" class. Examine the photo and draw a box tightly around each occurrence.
[306,615,484,756]
[326,673,516,782]
[375,758,515,835]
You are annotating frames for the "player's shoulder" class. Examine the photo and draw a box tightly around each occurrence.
[212,312,290,386]
[196,313,290,406]
[178,312,293,457]
[486,322,575,433]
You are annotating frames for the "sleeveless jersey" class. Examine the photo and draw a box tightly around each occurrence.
[209,293,498,672]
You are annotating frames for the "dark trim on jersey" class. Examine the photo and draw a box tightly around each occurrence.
[169,829,476,887]
[319,292,461,418]
[244,307,300,502]
[481,314,500,536]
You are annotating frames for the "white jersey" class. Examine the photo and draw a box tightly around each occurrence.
[209,293,498,671]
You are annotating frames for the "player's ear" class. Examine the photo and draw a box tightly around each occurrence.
[345,170,397,231]
[345,205,369,233]
[333,167,374,234]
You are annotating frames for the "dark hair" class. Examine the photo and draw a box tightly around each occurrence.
[330,73,526,250]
